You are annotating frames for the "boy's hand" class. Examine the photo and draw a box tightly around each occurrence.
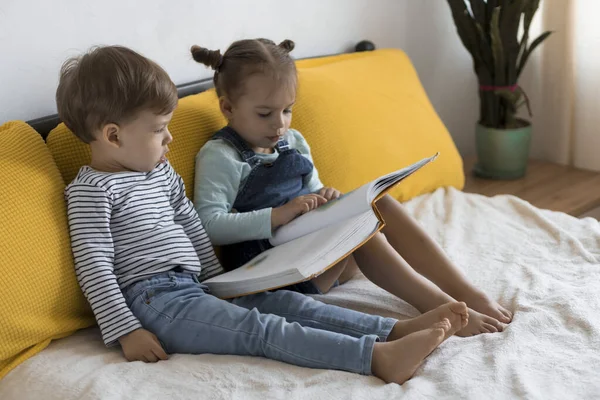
[318,187,342,201]
[272,194,327,230]
[119,328,168,363]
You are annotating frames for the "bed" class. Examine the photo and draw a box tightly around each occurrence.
[2,187,599,399]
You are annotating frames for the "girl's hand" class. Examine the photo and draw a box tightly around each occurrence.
[119,328,169,363]
[271,194,327,230]
[319,187,342,201]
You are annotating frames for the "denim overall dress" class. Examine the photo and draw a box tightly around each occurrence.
[212,126,326,294]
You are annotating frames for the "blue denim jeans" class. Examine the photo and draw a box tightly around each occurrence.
[123,272,396,375]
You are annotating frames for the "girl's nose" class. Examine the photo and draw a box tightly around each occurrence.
[272,114,285,130]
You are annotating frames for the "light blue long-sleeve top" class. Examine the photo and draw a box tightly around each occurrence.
[194,128,324,246]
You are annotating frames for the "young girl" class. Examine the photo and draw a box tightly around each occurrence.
[192,39,513,336]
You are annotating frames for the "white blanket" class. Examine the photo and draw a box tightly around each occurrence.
[2,188,600,400]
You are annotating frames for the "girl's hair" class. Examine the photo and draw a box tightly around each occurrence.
[190,38,297,101]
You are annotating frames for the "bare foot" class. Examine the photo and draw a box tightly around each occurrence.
[462,292,513,324]
[389,301,468,340]
[456,308,504,337]
[372,319,460,384]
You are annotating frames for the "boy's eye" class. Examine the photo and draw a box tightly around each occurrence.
[258,112,271,118]
[284,109,292,114]
[154,127,165,133]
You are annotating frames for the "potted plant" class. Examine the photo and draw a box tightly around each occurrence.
[447,0,552,179]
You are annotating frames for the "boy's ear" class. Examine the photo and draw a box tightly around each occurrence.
[100,123,122,148]
[219,96,235,120]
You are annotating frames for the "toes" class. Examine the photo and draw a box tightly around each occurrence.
[482,323,498,333]
[494,308,511,323]
[461,315,469,328]
[501,309,513,322]
[482,315,503,330]
[490,320,504,332]
[433,318,451,332]
[431,320,449,341]
[450,301,468,315]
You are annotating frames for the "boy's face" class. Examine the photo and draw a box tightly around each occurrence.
[99,109,174,173]
[222,74,296,154]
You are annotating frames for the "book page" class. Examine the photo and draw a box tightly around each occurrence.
[269,183,372,246]
[367,153,439,202]
[204,211,380,298]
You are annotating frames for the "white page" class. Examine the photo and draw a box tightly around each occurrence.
[367,153,439,201]
[269,183,372,246]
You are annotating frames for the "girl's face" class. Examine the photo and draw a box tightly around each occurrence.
[221,73,296,154]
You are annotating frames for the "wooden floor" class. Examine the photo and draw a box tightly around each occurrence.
[463,157,600,217]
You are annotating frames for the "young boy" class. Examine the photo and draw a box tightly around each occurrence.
[58,45,467,384]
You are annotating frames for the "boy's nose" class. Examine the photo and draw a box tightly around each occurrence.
[164,130,173,144]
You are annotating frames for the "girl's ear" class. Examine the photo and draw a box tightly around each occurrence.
[219,96,235,121]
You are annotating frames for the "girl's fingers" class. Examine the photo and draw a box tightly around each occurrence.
[315,194,327,205]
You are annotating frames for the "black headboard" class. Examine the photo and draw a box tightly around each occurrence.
[27,41,376,140]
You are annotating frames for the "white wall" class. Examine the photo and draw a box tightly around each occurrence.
[0,0,404,122]
[2,0,534,157]
[394,2,480,157]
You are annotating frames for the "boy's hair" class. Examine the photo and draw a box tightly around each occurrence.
[56,46,178,143]
[190,38,297,101]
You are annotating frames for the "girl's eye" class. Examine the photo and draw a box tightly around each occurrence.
[154,127,165,133]
[258,112,271,118]
[284,109,292,114]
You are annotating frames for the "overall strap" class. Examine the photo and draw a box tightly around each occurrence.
[212,126,259,165]
[275,138,291,152]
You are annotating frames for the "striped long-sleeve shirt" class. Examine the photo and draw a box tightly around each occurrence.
[65,161,223,346]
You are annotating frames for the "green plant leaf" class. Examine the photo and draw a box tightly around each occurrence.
[470,0,487,26]
[475,21,494,80]
[500,0,528,83]
[447,1,478,56]
[447,0,493,81]
[523,0,540,34]
[517,0,540,75]
[490,7,505,85]
[517,30,553,77]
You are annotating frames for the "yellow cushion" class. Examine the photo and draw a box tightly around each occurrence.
[45,125,91,190]
[292,49,464,201]
[47,89,226,198]
[0,121,95,379]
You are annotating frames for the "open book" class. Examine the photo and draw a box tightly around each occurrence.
[203,153,439,298]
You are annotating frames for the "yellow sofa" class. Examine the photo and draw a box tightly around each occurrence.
[0,48,464,378]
